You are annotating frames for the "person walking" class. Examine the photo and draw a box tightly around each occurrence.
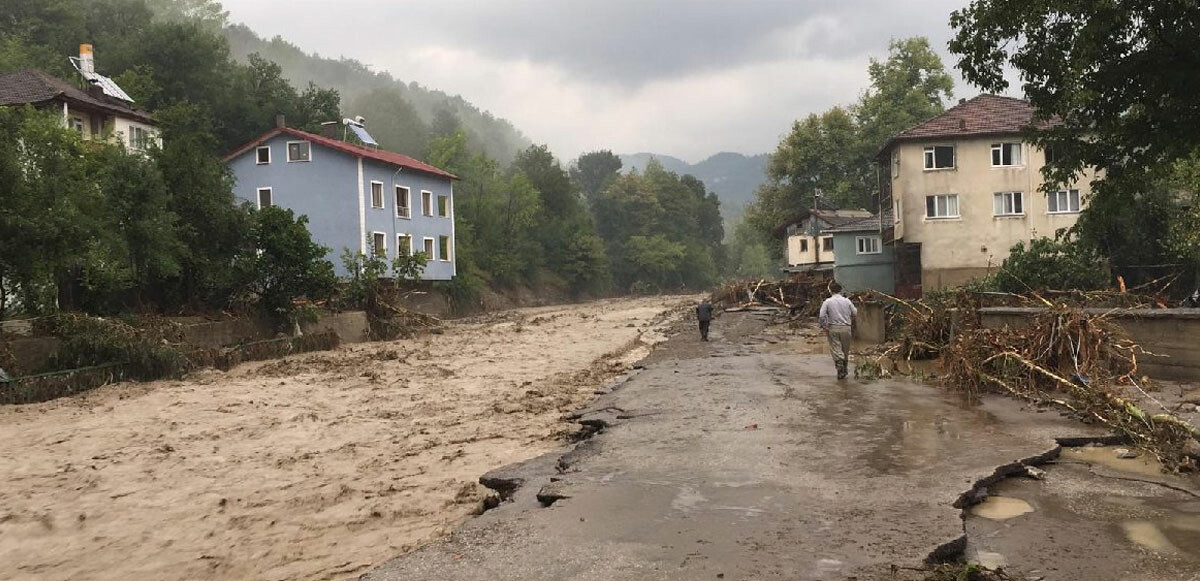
[696,299,714,341]
[818,281,856,379]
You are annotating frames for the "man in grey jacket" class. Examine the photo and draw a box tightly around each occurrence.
[818,281,856,379]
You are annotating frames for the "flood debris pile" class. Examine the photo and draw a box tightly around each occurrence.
[711,275,831,315]
[941,305,1200,470]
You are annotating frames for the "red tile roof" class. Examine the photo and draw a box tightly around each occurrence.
[0,69,154,123]
[880,94,1059,154]
[224,126,458,180]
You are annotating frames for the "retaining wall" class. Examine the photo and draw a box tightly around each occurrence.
[979,307,1200,382]
[854,301,887,344]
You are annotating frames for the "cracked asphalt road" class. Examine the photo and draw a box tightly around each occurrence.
[362,312,1193,581]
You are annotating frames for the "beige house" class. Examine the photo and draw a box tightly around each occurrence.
[878,95,1095,294]
[0,47,158,150]
[774,206,873,272]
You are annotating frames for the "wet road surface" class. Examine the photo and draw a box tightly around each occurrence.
[362,312,1199,581]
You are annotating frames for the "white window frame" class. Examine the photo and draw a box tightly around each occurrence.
[993,191,1024,216]
[923,145,955,170]
[1048,189,1081,214]
[421,190,434,216]
[395,186,411,219]
[437,194,450,218]
[856,236,882,255]
[370,181,385,209]
[422,237,436,260]
[256,187,273,209]
[286,140,311,163]
[990,142,1023,167]
[397,234,413,256]
[438,235,451,262]
[371,231,387,257]
[925,194,960,219]
[255,145,271,165]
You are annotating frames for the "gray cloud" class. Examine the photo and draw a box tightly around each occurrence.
[222,0,982,160]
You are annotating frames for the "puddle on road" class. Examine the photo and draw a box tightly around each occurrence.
[1121,513,1200,558]
[1061,445,1167,479]
[970,496,1034,520]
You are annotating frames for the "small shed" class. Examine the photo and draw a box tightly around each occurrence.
[823,213,895,294]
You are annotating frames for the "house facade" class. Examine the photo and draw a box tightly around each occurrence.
[824,214,895,294]
[879,95,1095,294]
[0,68,159,150]
[224,125,458,280]
[775,207,873,272]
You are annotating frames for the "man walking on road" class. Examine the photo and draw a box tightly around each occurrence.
[696,299,714,341]
[818,281,856,379]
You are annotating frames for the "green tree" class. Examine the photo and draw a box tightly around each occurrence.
[949,1,1200,189]
[856,37,954,148]
[240,206,336,327]
[154,102,250,309]
[570,150,623,207]
[995,237,1108,294]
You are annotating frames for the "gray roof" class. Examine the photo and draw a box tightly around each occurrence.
[822,209,892,233]
[0,69,154,123]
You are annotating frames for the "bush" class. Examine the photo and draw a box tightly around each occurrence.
[995,237,1109,294]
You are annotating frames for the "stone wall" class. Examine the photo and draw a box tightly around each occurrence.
[854,301,887,344]
[979,307,1200,381]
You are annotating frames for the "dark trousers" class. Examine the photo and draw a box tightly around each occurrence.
[699,320,710,341]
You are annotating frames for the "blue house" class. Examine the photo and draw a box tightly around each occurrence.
[823,213,896,294]
[225,124,458,280]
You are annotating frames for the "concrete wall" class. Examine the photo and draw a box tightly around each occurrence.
[980,307,1200,381]
[228,133,456,280]
[889,137,1096,291]
[832,231,895,293]
[854,301,887,344]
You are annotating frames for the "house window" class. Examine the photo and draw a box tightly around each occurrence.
[1049,189,1081,213]
[371,232,387,258]
[370,181,384,209]
[991,143,1022,167]
[422,237,435,259]
[439,236,451,261]
[923,145,955,170]
[799,239,809,252]
[395,186,411,218]
[397,234,412,256]
[421,191,433,216]
[286,141,311,162]
[925,194,959,218]
[69,116,84,135]
[256,187,273,209]
[129,126,151,150]
[993,192,1024,216]
[822,237,834,252]
[256,146,271,165]
[1044,145,1059,165]
[892,151,901,178]
[437,195,449,217]
[90,116,102,138]
[856,236,882,255]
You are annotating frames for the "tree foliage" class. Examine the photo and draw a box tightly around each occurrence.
[994,237,1109,294]
[746,36,953,250]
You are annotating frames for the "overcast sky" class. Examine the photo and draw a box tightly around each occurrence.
[219,0,989,163]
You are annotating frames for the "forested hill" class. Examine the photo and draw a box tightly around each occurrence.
[223,25,530,165]
[620,152,767,224]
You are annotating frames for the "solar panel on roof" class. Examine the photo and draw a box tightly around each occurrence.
[82,71,134,102]
[347,123,378,147]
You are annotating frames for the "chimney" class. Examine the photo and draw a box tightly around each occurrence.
[275,114,286,129]
[79,44,95,74]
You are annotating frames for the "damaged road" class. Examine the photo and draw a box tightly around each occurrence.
[363,311,1200,581]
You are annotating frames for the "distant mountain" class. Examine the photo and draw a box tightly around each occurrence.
[621,152,768,225]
